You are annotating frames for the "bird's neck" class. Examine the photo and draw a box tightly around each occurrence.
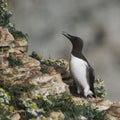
[71,48,82,58]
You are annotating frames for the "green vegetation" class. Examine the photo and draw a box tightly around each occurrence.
[0,0,12,27]
[0,0,27,38]
[0,84,108,120]
[8,24,28,39]
[95,79,106,98]
[30,51,68,74]
[7,56,23,67]
[29,51,42,61]
[30,51,68,67]
[0,80,37,119]
[0,88,11,120]
[33,93,107,120]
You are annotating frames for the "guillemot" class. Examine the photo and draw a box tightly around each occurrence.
[62,32,95,97]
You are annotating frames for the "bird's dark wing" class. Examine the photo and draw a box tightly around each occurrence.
[87,66,95,95]
[77,53,89,64]
[80,54,95,95]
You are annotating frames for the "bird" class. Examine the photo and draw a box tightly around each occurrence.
[62,31,95,97]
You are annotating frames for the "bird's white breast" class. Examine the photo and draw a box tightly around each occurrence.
[70,54,89,87]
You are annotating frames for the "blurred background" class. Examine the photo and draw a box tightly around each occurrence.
[10,0,120,101]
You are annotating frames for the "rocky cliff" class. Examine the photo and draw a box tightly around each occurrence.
[0,26,69,120]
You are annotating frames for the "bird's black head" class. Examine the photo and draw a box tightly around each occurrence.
[62,31,84,54]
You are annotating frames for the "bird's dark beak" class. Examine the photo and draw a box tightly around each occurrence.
[62,31,73,41]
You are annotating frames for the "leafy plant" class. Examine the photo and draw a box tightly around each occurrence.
[40,67,48,73]
[0,103,11,120]
[33,93,107,120]
[30,51,68,67]
[29,51,42,61]
[30,51,69,74]
[94,79,106,98]
[0,0,27,38]
[0,88,11,120]
[7,56,23,67]
[8,24,28,39]
[0,0,12,27]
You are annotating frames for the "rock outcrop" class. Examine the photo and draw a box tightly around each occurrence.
[0,26,68,96]
[0,27,69,119]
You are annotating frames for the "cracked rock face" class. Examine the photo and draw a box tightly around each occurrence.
[0,27,70,119]
[30,71,69,98]
[0,27,14,47]
[108,103,120,118]
[14,37,28,52]
[0,26,69,97]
